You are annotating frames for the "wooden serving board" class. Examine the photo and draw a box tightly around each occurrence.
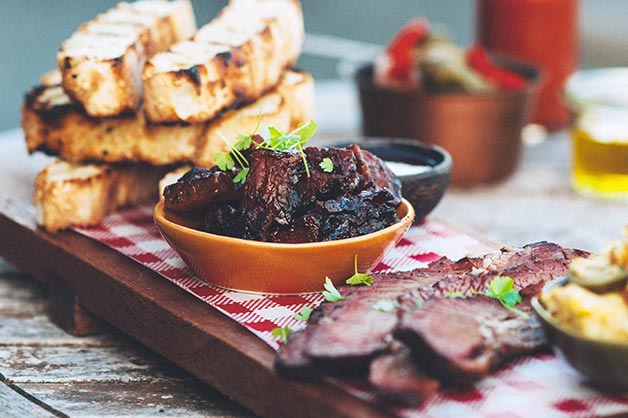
[0,133,398,418]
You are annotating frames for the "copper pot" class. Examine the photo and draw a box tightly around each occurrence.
[356,61,540,184]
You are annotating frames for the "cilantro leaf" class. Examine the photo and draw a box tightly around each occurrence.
[215,152,234,171]
[345,255,373,286]
[319,157,334,173]
[294,306,313,321]
[272,326,293,343]
[483,276,529,318]
[501,289,522,307]
[322,277,344,302]
[232,167,249,184]
[267,126,284,146]
[485,275,514,299]
[291,121,318,143]
[233,134,252,151]
[372,300,399,312]
[346,273,373,286]
[214,121,318,183]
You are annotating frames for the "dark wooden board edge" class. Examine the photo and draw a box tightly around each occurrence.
[0,197,394,418]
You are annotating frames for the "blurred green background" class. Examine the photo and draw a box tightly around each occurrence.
[1,0,626,131]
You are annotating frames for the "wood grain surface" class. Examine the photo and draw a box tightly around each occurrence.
[0,133,392,418]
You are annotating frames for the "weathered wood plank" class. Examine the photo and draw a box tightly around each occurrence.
[1,343,190,384]
[0,375,64,418]
[21,382,253,418]
[0,267,257,418]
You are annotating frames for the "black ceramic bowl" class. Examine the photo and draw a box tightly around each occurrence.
[335,138,452,224]
[532,278,628,391]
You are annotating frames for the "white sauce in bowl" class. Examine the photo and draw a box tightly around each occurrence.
[385,161,432,176]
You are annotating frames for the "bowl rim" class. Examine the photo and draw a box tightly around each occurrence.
[532,277,628,349]
[154,198,415,249]
[339,137,453,180]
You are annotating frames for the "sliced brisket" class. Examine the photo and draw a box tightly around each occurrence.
[395,295,544,385]
[369,342,440,407]
[276,242,584,383]
[394,242,585,385]
[275,256,464,376]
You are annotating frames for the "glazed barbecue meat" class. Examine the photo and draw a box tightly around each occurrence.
[163,167,242,212]
[351,144,401,205]
[164,145,402,243]
[239,149,304,241]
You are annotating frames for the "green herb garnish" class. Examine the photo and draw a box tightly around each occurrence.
[216,131,252,184]
[294,306,313,321]
[481,276,529,318]
[319,157,334,173]
[214,120,319,184]
[272,326,293,343]
[322,277,344,302]
[372,300,399,312]
[345,255,373,286]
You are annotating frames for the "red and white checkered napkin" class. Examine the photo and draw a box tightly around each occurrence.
[74,206,628,417]
[74,205,492,350]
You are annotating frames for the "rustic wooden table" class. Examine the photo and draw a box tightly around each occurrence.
[1,81,626,417]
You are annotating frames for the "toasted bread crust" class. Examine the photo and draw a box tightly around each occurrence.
[33,161,172,232]
[142,0,303,124]
[58,0,196,117]
[23,70,314,166]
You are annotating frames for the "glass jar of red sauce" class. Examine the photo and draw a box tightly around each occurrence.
[476,0,578,130]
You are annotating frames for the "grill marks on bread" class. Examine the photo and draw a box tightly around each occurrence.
[142,0,303,123]
[58,0,196,117]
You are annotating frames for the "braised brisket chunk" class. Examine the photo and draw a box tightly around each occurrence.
[163,167,242,212]
[240,150,303,241]
[167,145,403,243]
[351,145,402,205]
[201,202,242,238]
[300,147,361,204]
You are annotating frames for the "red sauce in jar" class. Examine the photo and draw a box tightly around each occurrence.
[476,0,578,130]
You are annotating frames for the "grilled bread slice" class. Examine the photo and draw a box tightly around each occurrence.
[58,0,196,117]
[34,161,173,232]
[23,70,314,166]
[142,0,303,124]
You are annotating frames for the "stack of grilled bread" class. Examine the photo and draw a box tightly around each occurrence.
[22,0,313,232]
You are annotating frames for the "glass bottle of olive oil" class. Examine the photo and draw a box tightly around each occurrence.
[567,69,628,201]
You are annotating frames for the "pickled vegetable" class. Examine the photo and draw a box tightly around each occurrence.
[567,255,626,293]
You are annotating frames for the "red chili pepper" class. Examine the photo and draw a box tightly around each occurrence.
[385,18,431,83]
[466,45,527,90]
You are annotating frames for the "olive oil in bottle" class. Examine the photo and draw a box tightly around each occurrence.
[571,113,628,201]
[566,69,628,201]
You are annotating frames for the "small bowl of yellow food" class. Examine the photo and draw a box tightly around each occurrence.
[532,229,628,390]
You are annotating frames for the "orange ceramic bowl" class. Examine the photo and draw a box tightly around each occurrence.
[154,199,415,294]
